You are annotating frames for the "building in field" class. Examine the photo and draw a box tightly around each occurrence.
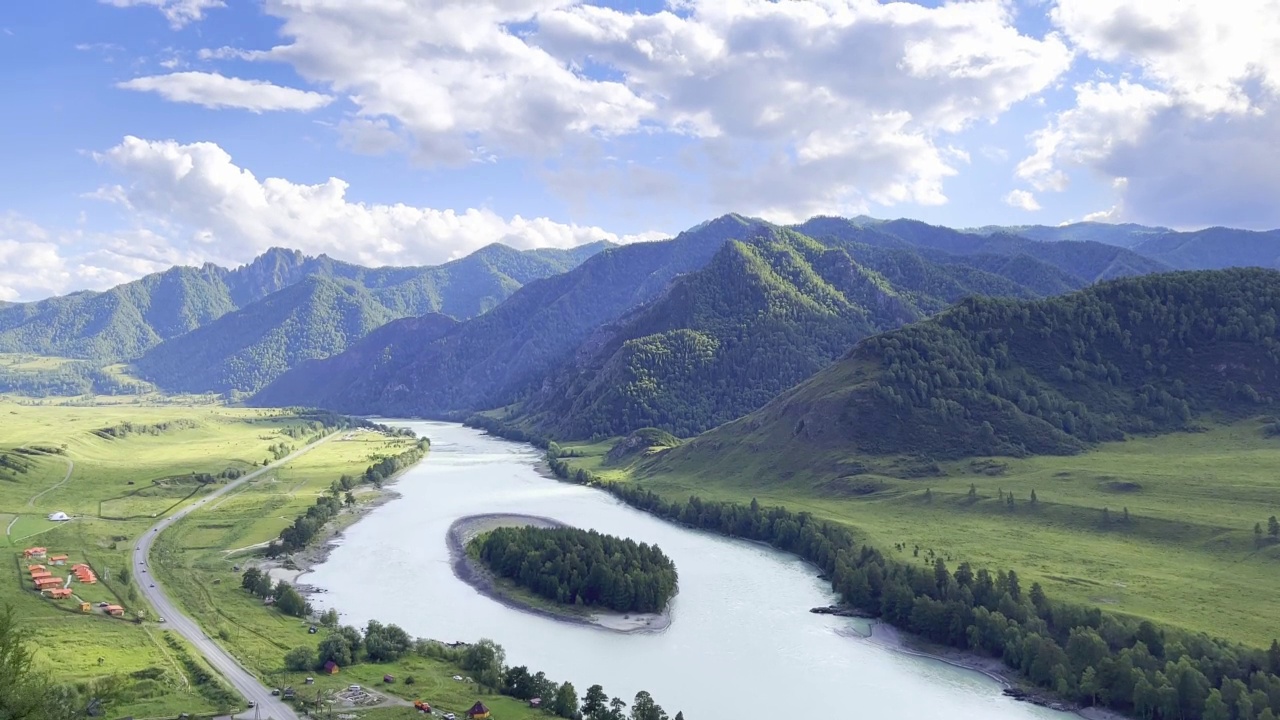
[34,577,62,590]
[49,554,68,565]
[465,702,491,719]
[322,661,340,675]
[48,512,69,522]
[45,588,73,599]
[23,547,47,559]
[104,605,124,617]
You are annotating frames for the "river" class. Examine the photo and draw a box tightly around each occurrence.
[303,421,1066,719]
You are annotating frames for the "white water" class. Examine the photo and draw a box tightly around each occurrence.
[304,421,1066,720]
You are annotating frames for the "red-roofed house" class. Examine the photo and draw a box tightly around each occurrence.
[30,570,52,580]
[105,605,124,617]
[34,577,62,590]
[46,588,73,599]
[48,554,68,565]
[27,564,45,572]
[23,547,47,559]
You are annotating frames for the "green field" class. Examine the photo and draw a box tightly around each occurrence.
[150,428,549,720]
[0,401,351,717]
[562,417,1280,648]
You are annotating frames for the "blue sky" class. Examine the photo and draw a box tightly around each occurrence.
[1,0,1277,301]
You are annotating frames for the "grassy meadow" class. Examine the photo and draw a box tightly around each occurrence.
[0,400,346,717]
[561,417,1280,648]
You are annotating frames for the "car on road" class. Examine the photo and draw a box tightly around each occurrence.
[149,583,155,587]
[443,713,456,720]
[157,617,165,623]
[247,700,256,708]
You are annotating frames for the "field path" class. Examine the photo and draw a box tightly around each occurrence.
[135,435,335,720]
[28,454,74,507]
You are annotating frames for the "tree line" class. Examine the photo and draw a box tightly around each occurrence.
[240,568,311,618]
[473,525,678,614]
[281,614,683,720]
[544,443,1280,720]
[264,436,428,556]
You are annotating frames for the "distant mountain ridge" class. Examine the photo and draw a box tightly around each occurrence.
[0,242,613,366]
[968,221,1280,270]
[256,214,1152,438]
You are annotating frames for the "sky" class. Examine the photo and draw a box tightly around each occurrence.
[1,0,1278,302]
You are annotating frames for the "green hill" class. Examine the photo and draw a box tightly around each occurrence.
[132,277,399,394]
[651,268,1280,477]
[252,215,759,412]
[514,226,1079,439]
[0,243,612,365]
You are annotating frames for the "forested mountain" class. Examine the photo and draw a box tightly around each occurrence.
[133,277,397,393]
[966,222,1170,249]
[0,243,612,364]
[970,222,1280,270]
[253,214,761,412]
[257,218,1095,435]
[513,225,1079,439]
[1129,227,1280,271]
[795,217,1170,283]
[648,268,1280,480]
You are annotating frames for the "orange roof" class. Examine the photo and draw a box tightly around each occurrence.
[46,588,73,598]
[30,570,52,578]
[49,554,68,560]
[27,564,45,571]
[71,563,89,571]
[35,578,62,587]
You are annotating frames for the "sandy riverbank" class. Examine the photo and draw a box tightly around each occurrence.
[447,513,672,634]
[260,481,406,589]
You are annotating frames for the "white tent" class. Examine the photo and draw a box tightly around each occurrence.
[47,511,69,522]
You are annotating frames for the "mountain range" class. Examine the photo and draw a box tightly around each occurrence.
[0,242,612,393]
[256,213,1270,440]
[4,214,1278,423]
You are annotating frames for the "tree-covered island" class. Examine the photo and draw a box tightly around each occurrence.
[470,526,678,614]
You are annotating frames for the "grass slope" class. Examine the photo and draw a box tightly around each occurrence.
[0,401,324,716]
[566,418,1280,648]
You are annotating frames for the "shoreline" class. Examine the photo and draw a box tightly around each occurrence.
[261,449,417,590]
[850,620,1127,720]
[446,513,673,634]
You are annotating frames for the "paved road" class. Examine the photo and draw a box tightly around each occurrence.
[134,436,335,720]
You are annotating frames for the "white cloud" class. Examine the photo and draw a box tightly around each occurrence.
[117,72,334,113]
[1019,0,1280,227]
[87,136,661,272]
[181,0,1071,217]
[1003,189,1042,211]
[100,0,225,29]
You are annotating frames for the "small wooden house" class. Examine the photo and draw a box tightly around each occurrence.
[48,554,69,565]
[30,569,52,580]
[23,547,47,559]
[105,605,124,617]
[46,588,73,599]
[322,661,340,675]
[465,701,491,719]
[80,602,92,613]
[34,577,62,590]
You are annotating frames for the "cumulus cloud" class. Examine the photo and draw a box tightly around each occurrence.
[100,0,225,29]
[117,72,334,113]
[1021,0,1280,228]
[87,136,662,272]
[164,0,1071,218]
[1003,189,1042,211]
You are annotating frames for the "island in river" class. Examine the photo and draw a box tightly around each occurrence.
[448,513,673,634]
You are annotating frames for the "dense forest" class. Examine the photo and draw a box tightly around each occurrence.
[543,445,1280,720]
[664,267,1280,462]
[472,526,678,613]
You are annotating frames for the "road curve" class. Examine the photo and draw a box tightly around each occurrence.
[135,435,335,720]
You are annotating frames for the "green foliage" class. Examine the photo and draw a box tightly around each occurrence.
[516,224,1080,440]
[724,268,1280,459]
[552,459,1280,720]
[0,243,609,391]
[473,525,678,613]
